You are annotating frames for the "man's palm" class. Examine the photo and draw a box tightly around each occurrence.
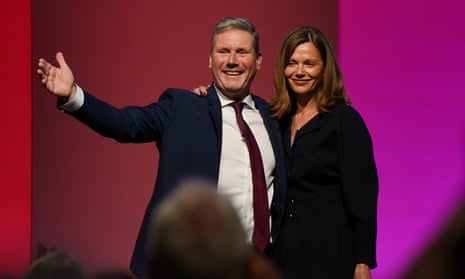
[38,52,75,98]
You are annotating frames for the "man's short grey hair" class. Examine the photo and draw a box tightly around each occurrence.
[210,16,260,56]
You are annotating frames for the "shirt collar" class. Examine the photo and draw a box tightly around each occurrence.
[213,85,256,110]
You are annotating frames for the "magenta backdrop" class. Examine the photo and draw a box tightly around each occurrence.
[339,0,465,278]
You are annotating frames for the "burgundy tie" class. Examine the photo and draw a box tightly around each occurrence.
[231,102,270,252]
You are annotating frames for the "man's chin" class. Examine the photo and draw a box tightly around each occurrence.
[224,88,242,93]
[221,88,249,100]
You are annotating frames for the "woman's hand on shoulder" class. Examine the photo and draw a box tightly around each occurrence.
[191,85,209,96]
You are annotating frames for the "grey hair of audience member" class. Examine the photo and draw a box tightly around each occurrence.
[149,179,249,279]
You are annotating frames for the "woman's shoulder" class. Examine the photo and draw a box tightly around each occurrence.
[331,102,356,112]
[330,102,363,119]
[330,103,372,137]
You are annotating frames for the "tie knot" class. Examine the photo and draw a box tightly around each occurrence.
[231,102,244,113]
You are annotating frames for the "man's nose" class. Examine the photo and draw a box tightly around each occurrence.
[227,52,238,65]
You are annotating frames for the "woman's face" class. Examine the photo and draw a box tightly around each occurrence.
[284,41,324,96]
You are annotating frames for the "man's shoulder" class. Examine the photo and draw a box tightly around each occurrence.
[162,87,193,95]
[251,94,267,103]
[251,94,269,109]
[160,88,208,102]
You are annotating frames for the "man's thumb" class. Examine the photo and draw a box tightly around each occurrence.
[56,51,68,68]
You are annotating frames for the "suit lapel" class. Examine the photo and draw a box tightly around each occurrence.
[252,94,282,161]
[205,86,222,150]
[252,95,277,136]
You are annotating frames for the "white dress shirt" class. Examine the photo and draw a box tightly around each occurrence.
[215,89,275,243]
[59,84,85,112]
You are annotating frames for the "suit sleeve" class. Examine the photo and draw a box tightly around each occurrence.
[338,106,378,268]
[68,89,177,143]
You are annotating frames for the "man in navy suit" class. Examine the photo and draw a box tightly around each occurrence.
[37,16,286,279]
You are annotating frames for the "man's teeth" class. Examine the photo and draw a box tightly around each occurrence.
[225,71,241,75]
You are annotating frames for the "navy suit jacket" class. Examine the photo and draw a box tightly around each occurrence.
[68,86,287,278]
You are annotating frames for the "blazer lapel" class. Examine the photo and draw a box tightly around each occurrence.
[283,116,292,156]
[297,114,323,136]
[252,94,282,160]
[205,85,222,150]
[284,110,333,155]
[252,95,277,135]
[293,109,336,142]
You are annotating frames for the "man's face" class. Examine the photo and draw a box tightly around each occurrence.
[209,29,262,101]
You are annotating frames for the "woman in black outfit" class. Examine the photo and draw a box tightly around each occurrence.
[269,26,378,279]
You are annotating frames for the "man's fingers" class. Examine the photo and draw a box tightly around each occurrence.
[38,59,52,77]
[37,67,48,83]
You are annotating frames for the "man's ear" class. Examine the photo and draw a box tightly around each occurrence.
[256,52,263,70]
[208,56,212,68]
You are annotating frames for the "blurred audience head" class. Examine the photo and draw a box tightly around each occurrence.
[22,251,85,279]
[89,269,136,279]
[149,179,249,279]
[244,248,283,279]
[402,196,465,279]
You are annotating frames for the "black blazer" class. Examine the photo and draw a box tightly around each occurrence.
[272,103,378,279]
[68,86,287,278]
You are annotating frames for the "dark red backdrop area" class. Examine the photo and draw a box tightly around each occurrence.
[29,0,338,274]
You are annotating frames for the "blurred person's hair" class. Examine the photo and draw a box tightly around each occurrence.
[150,179,249,279]
[22,251,85,279]
[89,269,136,279]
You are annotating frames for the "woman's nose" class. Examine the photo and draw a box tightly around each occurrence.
[296,64,305,74]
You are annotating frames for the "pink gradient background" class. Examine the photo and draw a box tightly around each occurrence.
[340,0,465,278]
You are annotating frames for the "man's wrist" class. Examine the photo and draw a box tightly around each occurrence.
[58,83,76,102]
[58,83,84,112]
